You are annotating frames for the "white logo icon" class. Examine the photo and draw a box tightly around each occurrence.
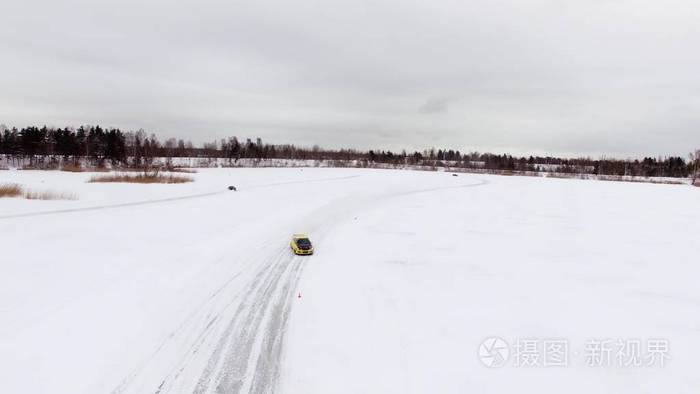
[479,337,510,368]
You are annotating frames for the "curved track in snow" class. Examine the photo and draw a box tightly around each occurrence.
[0,174,360,220]
[111,175,490,394]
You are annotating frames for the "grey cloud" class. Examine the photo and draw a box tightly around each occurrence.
[419,97,452,114]
[1,0,699,157]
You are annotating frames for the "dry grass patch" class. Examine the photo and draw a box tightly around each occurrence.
[62,164,110,172]
[88,173,193,184]
[0,183,23,198]
[123,166,198,174]
[166,167,198,174]
[24,189,78,200]
[0,183,76,200]
[22,163,60,170]
[60,164,86,172]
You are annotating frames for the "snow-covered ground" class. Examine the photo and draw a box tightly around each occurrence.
[0,168,698,393]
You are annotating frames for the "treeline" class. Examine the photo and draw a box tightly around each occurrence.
[0,126,127,165]
[0,125,698,179]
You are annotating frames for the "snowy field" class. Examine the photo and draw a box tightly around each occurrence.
[1,168,699,393]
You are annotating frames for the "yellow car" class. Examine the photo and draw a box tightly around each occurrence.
[291,234,314,255]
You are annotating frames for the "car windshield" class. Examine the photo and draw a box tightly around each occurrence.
[296,238,311,246]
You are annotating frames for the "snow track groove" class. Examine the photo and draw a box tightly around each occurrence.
[193,248,303,394]
[110,174,490,394]
[112,244,307,394]
[0,174,360,220]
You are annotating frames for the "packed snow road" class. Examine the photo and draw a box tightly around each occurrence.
[0,168,488,394]
[1,168,699,393]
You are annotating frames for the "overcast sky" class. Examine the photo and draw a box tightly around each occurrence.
[1,0,699,158]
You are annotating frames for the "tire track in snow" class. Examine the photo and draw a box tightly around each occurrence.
[193,248,304,394]
[0,190,227,220]
[166,177,491,394]
[234,178,494,394]
[0,174,360,220]
[247,254,304,394]
[112,174,490,394]
[113,245,274,394]
[110,175,363,394]
[112,241,289,394]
